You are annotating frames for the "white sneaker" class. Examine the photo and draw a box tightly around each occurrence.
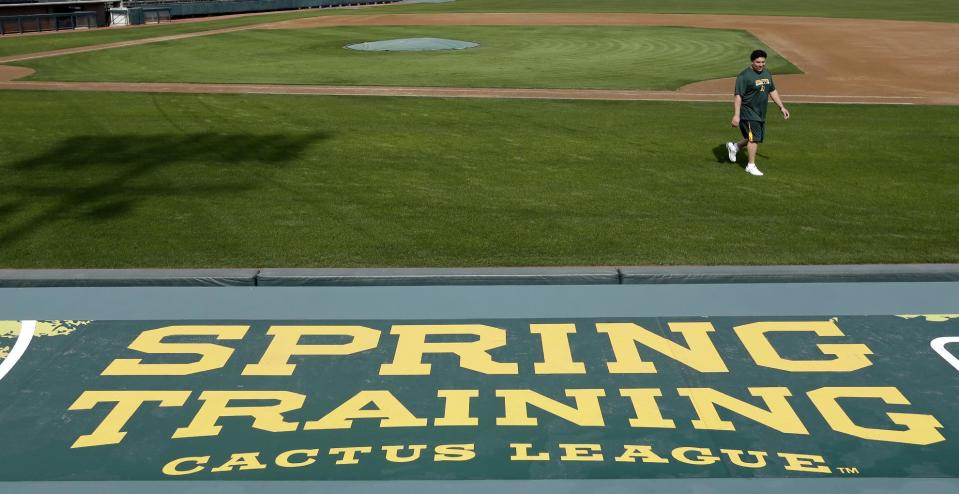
[745,163,764,176]
[726,142,738,162]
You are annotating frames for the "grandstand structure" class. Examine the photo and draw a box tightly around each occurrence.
[117,0,398,20]
[0,0,398,34]
[0,0,108,33]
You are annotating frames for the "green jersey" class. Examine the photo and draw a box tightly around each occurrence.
[735,67,776,122]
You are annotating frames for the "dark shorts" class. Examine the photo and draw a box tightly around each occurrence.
[739,120,765,143]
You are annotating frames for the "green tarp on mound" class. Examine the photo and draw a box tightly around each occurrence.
[345,37,479,52]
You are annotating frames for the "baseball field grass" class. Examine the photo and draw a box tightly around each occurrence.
[1,90,956,268]
[0,0,955,59]
[371,0,959,22]
[13,26,799,90]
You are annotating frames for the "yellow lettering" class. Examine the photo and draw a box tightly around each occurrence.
[620,388,676,429]
[434,444,476,462]
[276,449,319,468]
[531,324,586,374]
[678,387,808,434]
[509,443,549,461]
[382,445,427,463]
[102,326,247,376]
[173,391,303,439]
[210,452,267,473]
[735,321,873,372]
[719,449,768,469]
[243,326,380,376]
[69,390,191,448]
[615,445,669,463]
[598,322,727,373]
[672,447,719,465]
[497,389,605,426]
[434,390,479,426]
[559,443,603,461]
[329,446,372,465]
[808,387,945,445]
[162,456,209,476]
[777,452,831,473]
[380,325,518,375]
[304,390,427,430]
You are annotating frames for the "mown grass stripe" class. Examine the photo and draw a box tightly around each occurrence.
[0,0,955,59]
[14,26,799,90]
[0,91,956,268]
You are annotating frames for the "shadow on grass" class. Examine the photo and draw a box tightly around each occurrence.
[1,132,330,247]
[711,142,771,169]
[12,133,325,170]
[712,142,746,170]
[712,143,730,163]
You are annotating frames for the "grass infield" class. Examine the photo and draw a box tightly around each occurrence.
[15,26,799,90]
[0,91,956,268]
[0,0,955,58]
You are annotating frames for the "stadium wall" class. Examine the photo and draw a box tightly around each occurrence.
[0,1,109,30]
[128,0,399,18]
[0,0,397,32]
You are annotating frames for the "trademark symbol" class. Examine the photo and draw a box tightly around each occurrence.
[838,467,860,475]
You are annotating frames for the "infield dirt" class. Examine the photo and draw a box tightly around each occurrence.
[1,12,957,105]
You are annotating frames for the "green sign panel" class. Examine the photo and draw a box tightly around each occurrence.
[1,315,958,480]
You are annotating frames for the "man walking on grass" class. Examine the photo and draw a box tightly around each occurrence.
[727,49,790,176]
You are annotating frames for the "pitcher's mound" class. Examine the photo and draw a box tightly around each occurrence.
[345,38,478,52]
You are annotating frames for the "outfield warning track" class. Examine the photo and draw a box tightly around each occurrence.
[1,12,957,105]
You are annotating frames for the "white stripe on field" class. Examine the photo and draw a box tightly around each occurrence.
[0,320,36,382]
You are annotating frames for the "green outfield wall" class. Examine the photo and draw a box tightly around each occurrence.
[138,0,399,17]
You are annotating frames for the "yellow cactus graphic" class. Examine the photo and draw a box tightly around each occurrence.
[0,320,20,339]
[0,321,92,361]
[897,314,959,322]
[0,320,91,338]
[1,320,91,378]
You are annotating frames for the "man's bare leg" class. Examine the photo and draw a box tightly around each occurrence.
[747,142,758,164]
[728,138,749,163]
[744,142,763,176]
